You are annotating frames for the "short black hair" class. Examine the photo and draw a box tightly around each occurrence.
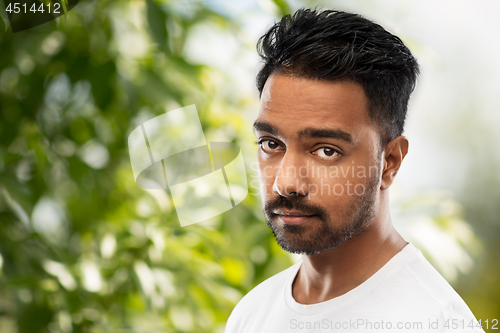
[256,8,420,145]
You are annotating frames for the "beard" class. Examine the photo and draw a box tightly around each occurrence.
[263,172,379,255]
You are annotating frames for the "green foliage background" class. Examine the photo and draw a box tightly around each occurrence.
[0,1,294,332]
[0,0,498,332]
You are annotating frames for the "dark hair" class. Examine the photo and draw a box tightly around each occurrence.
[256,8,420,145]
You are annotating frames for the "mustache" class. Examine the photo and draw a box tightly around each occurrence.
[264,195,327,218]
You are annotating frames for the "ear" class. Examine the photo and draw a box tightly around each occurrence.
[380,136,409,191]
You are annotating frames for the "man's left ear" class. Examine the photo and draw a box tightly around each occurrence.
[380,136,409,191]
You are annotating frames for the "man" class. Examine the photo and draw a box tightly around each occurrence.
[225,8,484,333]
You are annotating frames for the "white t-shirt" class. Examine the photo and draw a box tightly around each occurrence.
[225,243,484,333]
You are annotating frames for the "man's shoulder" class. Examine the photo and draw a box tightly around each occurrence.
[234,261,299,308]
[382,244,481,325]
[226,261,299,328]
[398,246,469,305]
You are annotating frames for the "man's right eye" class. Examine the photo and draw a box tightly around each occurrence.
[258,139,282,153]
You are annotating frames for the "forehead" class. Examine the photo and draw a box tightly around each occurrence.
[257,74,373,139]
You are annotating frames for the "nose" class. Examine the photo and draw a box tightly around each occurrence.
[272,151,309,197]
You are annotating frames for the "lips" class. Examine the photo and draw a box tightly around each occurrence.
[273,210,316,225]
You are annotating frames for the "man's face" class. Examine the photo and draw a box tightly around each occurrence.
[254,74,384,255]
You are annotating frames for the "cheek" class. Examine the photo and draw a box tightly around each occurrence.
[307,163,375,199]
[257,160,277,198]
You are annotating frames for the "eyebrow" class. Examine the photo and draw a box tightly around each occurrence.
[253,121,283,137]
[253,121,354,145]
[298,127,354,144]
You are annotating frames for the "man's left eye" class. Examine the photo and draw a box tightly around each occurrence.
[314,147,340,159]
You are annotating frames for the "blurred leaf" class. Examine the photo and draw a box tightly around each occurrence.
[146,0,169,50]
[272,0,292,15]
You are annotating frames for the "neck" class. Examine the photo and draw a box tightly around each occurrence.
[291,199,407,304]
